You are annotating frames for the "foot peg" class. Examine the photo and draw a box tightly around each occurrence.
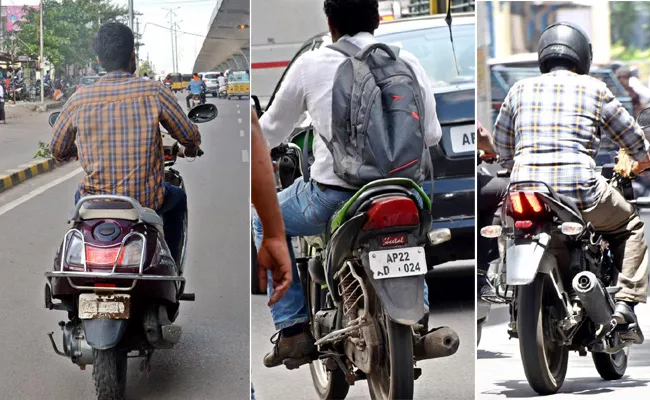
[179,293,195,301]
[619,323,644,345]
[161,325,182,344]
[414,326,460,361]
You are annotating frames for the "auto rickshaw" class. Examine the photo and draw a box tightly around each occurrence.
[181,74,193,89]
[227,70,250,100]
[169,73,183,92]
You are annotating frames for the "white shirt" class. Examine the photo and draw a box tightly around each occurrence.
[259,32,442,189]
[630,76,650,105]
[218,76,227,86]
[0,84,4,100]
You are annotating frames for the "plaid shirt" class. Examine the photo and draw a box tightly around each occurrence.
[494,70,649,210]
[50,71,201,210]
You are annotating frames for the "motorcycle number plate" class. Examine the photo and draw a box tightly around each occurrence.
[78,293,130,320]
[368,247,427,280]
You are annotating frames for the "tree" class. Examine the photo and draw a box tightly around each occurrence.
[15,0,128,70]
[138,60,154,77]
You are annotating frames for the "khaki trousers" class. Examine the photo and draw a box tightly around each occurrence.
[582,178,649,303]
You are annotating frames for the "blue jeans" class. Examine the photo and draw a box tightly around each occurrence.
[252,178,429,330]
[74,182,187,263]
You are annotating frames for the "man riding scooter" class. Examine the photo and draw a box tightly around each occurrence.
[50,22,202,264]
[186,72,207,109]
[218,72,227,98]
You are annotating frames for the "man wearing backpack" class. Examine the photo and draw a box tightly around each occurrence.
[252,0,442,369]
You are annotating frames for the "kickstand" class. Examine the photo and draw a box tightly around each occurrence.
[140,350,154,374]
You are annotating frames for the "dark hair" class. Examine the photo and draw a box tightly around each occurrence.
[143,73,148,76]
[193,72,199,77]
[93,22,134,72]
[324,0,379,36]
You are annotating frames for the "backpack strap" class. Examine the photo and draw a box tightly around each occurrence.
[358,42,399,61]
[327,39,362,58]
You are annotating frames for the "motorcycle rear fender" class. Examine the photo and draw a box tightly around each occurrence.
[360,252,426,326]
[505,233,552,286]
[83,319,128,350]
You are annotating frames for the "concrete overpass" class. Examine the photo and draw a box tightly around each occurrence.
[193,0,250,72]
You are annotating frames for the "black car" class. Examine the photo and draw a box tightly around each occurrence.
[251,14,476,293]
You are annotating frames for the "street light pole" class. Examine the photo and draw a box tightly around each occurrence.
[128,0,134,29]
[40,0,44,104]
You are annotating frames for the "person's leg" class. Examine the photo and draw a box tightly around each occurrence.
[185,93,192,108]
[74,188,81,205]
[252,178,352,367]
[158,182,187,264]
[582,179,648,342]
[477,173,507,299]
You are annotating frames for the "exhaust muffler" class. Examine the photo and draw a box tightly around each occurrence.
[414,326,460,361]
[572,271,616,327]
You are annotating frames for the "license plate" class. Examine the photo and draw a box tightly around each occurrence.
[368,247,427,280]
[449,125,475,154]
[78,293,130,319]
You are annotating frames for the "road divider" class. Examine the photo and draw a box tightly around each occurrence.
[0,158,55,194]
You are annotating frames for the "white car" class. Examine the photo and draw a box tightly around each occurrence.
[199,71,221,97]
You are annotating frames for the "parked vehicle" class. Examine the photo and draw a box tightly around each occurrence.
[44,104,218,400]
[479,108,650,395]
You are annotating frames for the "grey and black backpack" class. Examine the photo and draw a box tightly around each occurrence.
[322,39,430,187]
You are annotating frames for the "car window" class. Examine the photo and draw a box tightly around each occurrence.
[378,24,475,87]
[204,74,219,80]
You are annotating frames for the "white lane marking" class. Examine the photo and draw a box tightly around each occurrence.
[237,104,240,108]
[242,150,249,163]
[240,130,245,137]
[238,118,242,123]
[0,167,83,217]
[237,110,241,114]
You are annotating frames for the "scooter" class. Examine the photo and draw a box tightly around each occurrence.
[44,104,218,400]
[218,85,228,99]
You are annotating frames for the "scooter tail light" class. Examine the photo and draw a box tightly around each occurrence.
[514,220,534,229]
[362,197,419,230]
[85,245,122,266]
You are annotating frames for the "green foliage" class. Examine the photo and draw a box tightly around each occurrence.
[611,41,650,61]
[34,141,52,159]
[138,60,155,77]
[16,0,128,69]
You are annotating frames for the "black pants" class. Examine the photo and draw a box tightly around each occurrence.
[186,93,206,108]
[477,172,508,274]
[0,101,4,121]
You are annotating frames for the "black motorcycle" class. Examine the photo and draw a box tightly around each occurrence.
[481,108,650,395]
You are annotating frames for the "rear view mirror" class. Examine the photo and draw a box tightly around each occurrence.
[635,196,650,208]
[48,112,60,127]
[188,104,218,123]
[251,95,263,118]
[637,107,650,128]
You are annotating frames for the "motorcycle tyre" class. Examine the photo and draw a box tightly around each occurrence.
[517,273,569,395]
[92,348,128,400]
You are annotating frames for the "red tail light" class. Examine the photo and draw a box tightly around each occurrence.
[94,283,116,288]
[86,246,123,266]
[362,197,419,230]
[514,220,533,229]
[508,192,545,217]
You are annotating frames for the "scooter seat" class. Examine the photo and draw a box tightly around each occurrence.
[79,201,164,227]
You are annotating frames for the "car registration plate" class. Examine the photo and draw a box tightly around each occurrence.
[449,125,475,154]
[78,293,130,319]
[368,247,427,280]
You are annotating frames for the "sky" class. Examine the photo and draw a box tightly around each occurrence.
[9,0,216,74]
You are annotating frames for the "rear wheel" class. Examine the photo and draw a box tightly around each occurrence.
[593,334,628,380]
[308,280,350,399]
[367,312,414,400]
[92,348,128,400]
[517,273,569,395]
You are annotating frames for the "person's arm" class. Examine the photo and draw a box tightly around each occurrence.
[159,85,202,152]
[493,85,517,169]
[600,86,650,173]
[49,98,78,162]
[259,56,308,148]
[477,121,498,159]
[251,110,292,305]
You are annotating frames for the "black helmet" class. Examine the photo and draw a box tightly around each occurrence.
[538,22,592,75]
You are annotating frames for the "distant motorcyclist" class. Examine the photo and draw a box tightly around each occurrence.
[218,73,227,95]
[494,22,650,343]
[50,22,201,264]
[186,72,207,108]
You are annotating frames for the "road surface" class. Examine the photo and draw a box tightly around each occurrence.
[251,262,476,400]
[0,95,252,399]
[476,212,650,398]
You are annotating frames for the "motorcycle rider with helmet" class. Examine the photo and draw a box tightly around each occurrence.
[493,22,650,343]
